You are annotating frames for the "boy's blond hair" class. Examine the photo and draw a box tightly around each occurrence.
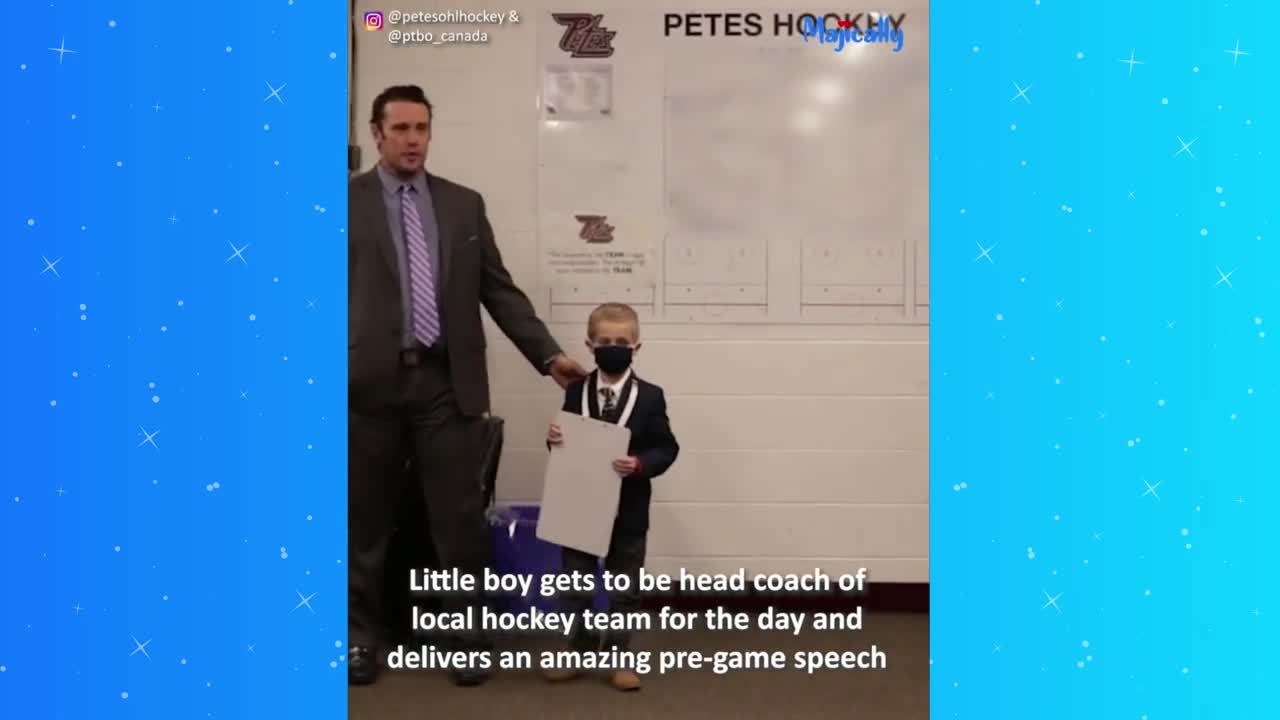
[587,302,640,340]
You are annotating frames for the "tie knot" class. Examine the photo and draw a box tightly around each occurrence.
[399,184,415,195]
[601,387,615,401]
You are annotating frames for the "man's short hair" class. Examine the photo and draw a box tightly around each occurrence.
[588,303,640,339]
[370,85,433,128]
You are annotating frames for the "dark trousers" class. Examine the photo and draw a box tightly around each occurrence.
[560,522,647,652]
[348,355,491,652]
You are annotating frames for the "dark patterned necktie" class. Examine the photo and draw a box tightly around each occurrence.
[600,386,617,421]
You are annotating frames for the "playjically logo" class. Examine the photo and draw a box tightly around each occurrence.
[801,13,904,52]
[575,215,615,243]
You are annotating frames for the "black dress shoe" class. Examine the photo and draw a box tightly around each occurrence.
[450,667,492,687]
[349,647,379,686]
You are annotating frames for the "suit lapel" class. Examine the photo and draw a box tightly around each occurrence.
[426,173,455,289]
[358,169,402,287]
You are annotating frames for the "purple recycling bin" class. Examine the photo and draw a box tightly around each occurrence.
[490,505,607,613]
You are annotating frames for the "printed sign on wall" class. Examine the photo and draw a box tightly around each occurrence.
[540,213,654,285]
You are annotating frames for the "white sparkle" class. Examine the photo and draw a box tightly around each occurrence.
[226,46,233,53]
[121,692,128,699]
[329,52,337,59]
[1225,39,1249,66]
[1118,49,1145,76]
[1161,97,1169,105]
[972,45,980,53]
[48,37,78,64]
[249,314,257,321]
[1141,479,1162,500]
[974,242,996,263]
[41,254,61,278]
[264,81,287,104]
[226,242,250,264]
[1076,51,1084,59]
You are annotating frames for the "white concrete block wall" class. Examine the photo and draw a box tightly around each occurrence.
[352,0,929,583]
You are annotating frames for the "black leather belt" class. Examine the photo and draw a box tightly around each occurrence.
[400,345,446,368]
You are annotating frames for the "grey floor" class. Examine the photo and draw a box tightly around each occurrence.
[350,612,928,720]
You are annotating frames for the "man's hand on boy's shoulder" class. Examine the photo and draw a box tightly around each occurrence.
[547,423,563,446]
[546,353,588,389]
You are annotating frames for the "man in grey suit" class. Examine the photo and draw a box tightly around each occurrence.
[348,85,586,687]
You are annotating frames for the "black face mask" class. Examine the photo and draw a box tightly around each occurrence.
[593,345,634,375]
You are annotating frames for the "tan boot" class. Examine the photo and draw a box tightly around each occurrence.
[609,670,642,691]
[543,667,582,683]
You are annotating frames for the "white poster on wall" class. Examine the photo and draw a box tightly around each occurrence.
[542,64,613,121]
[539,212,655,286]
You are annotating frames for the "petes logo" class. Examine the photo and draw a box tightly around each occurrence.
[574,215,615,243]
[551,13,616,58]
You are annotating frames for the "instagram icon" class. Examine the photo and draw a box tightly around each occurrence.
[364,11,384,31]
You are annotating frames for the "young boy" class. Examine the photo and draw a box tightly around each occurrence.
[543,302,680,691]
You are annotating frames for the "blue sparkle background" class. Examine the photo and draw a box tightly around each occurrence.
[932,1,1276,718]
[0,2,347,717]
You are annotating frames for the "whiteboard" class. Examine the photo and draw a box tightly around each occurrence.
[536,5,929,325]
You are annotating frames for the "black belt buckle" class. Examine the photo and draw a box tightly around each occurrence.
[401,345,445,368]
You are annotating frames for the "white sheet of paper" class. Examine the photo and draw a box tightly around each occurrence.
[536,410,631,557]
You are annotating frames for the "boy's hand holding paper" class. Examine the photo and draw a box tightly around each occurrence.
[537,411,632,557]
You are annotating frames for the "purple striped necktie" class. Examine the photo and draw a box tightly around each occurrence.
[399,185,441,347]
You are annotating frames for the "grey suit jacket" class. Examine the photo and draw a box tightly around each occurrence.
[348,168,561,415]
